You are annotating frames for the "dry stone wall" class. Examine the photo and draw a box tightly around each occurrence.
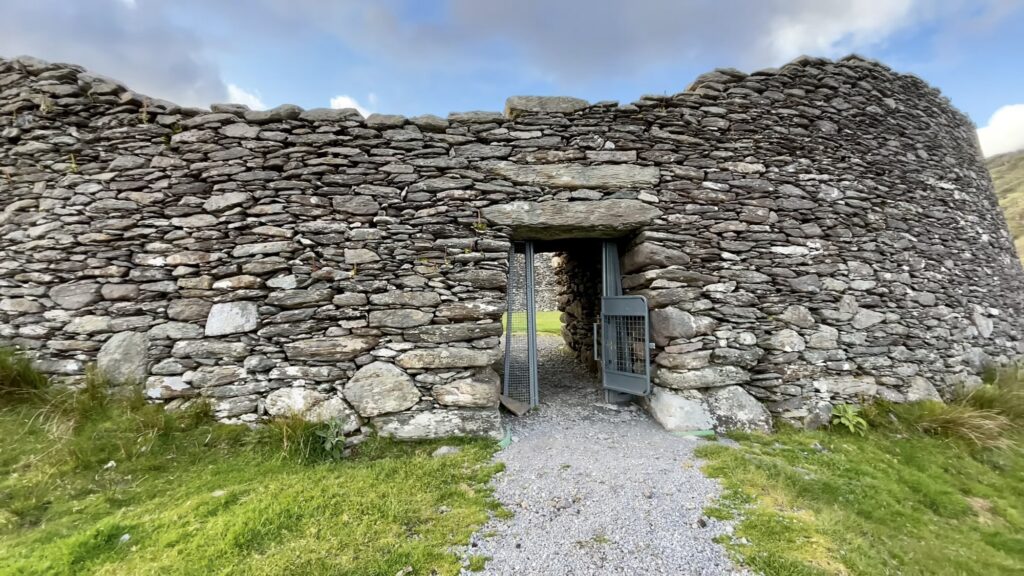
[2,53,1022,437]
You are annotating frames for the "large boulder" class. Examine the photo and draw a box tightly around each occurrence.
[374,409,503,440]
[704,385,773,433]
[646,387,715,432]
[344,362,420,417]
[97,332,148,384]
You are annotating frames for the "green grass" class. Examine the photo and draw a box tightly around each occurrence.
[501,310,562,335]
[697,376,1024,576]
[0,365,504,575]
[989,150,1024,261]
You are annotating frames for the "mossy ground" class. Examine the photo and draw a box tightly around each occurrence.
[697,428,1024,575]
[0,390,503,575]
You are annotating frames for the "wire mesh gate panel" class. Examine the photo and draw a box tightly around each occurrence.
[601,295,651,396]
[502,242,538,407]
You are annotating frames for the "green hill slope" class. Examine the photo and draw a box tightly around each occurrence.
[988,150,1024,259]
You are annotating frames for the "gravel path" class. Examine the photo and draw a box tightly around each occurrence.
[462,336,748,576]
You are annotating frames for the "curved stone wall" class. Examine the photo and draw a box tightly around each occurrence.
[1,53,1021,437]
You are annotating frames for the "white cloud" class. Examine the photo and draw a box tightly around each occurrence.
[330,94,372,117]
[978,104,1024,157]
[226,83,266,110]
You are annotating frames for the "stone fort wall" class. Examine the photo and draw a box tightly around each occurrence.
[2,53,1021,438]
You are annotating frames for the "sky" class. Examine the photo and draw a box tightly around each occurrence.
[1,0,1022,157]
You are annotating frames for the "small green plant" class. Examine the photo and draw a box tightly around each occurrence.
[315,418,349,460]
[831,403,868,435]
[349,263,358,278]
[466,555,490,572]
[67,153,78,173]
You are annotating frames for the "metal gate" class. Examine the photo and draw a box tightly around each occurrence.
[601,296,651,395]
[502,242,538,407]
[597,241,652,396]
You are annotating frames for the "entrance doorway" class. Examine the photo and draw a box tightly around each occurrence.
[502,240,652,411]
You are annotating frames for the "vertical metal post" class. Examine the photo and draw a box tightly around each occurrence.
[524,241,539,407]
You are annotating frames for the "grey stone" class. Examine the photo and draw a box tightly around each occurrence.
[0,298,43,313]
[369,291,441,307]
[168,299,212,321]
[284,336,379,361]
[405,322,504,343]
[172,340,250,360]
[905,377,943,402]
[148,321,204,340]
[653,365,750,390]
[192,366,246,388]
[481,161,660,190]
[344,248,380,264]
[482,200,662,239]
[780,305,815,328]
[97,332,148,384]
[374,409,503,440]
[704,386,772,433]
[505,95,590,118]
[344,361,420,417]
[432,368,500,408]
[852,309,886,329]
[265,387,362,429]
[49,283,101,310]
[205,301,258,336]
[811,376,878,397]
[266,289,333,309]
[764,329,806,352]
[101,284,139,301]
[368,309,432,328]
[145,376,194,399]
[622,243,690,274]
[203,192,251,212]
[65,315,112,334]
[396,348,498,369]
[646,387,715,432]
[651,307,716,346]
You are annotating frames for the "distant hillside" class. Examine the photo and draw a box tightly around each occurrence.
[989,150,1024,260]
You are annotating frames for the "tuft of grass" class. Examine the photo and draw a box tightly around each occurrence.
[0,357,505,575]
[0,348,50,403]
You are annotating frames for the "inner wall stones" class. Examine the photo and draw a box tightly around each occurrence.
[2,53,1023,439]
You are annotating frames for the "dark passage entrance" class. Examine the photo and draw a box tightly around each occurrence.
[502,240,651,411]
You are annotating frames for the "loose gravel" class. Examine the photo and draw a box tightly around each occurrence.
[462,336,748,576]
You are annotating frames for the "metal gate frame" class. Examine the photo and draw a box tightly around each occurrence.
[600,295,652,396]
[502,242,538,407]
[596,241,652,397]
